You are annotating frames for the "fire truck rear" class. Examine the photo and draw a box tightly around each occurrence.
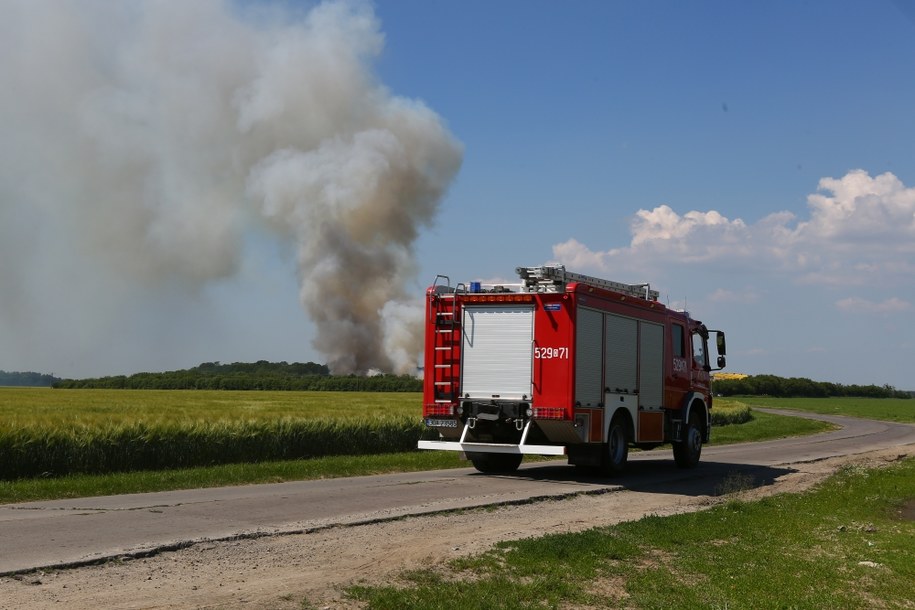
[418,265,727,474]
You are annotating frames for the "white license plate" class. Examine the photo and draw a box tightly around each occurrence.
[425,418,459,428]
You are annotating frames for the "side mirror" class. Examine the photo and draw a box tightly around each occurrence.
[717,355,726,369]
[715,331,726,356]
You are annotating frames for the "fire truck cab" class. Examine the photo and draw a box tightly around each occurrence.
[418,265,727,474]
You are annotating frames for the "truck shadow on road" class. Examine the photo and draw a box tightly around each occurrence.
[493,459,796,499]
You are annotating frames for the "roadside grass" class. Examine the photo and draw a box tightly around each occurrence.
[0,451,468,504]
[346,457,915,609]
[732,396,915,423]
[710,408,834,445]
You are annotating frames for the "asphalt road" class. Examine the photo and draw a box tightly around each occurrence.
[1,408,913,576]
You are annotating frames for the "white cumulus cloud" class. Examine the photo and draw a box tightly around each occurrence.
[552,170,915,287]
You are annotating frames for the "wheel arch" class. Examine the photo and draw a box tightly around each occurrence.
[682,393,710,443]
[609,406,635,442]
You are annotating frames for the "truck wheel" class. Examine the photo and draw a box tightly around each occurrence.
[673,410,703,468]
[602,419,629,475]
[467,452,523,474]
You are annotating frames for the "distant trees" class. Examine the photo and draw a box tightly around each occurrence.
[713,374,910,399]
[51,361,424,392]
[0,371,61,387]
[33,364,914,398]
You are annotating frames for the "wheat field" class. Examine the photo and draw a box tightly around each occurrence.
[0,388,426,479]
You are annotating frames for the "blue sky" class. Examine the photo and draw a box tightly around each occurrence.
[377,0,915,388]
[1,1,914,388]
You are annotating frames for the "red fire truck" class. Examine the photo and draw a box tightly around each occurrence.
[418,265,727,474]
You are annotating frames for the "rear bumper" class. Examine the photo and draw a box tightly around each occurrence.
[417,439,566,455]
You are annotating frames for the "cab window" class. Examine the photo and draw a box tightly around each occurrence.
[692,333,707,367]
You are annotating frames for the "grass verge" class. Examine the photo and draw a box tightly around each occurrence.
[0,451,469,504]
[346,457,915,609]
[710,408,833,445]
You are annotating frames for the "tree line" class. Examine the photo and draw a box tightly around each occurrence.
[0,370,62,387]
[6,363,910,397]
[713,374,911,399]
[51,361,424,392]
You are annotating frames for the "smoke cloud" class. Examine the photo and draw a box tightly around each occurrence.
[0,1,462,375]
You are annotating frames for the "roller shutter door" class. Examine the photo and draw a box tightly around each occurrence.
[605,314,637,394]
[575,308,603,407]
[639,321,664,409]
[462,305,534,399]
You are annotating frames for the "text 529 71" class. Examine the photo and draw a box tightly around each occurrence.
[534,346,569,359]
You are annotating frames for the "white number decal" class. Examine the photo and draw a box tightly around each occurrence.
[534,346,569,359]
[672,357,687,373]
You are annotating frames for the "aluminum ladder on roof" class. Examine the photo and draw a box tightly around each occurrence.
[516,265,659,300]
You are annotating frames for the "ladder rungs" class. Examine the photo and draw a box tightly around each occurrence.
[434,365,451,369]
[434,400,454,403]
[434,381,451,386]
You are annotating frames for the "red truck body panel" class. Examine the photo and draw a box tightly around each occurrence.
[419,266,724,471]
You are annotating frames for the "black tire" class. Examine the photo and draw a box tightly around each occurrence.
[468,452,523,473]
[673,409,703,468]
[602,418,629,475]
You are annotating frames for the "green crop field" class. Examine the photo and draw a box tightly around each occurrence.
[0,387,420,423]
[0,388,427,479]
[0,390,834,484]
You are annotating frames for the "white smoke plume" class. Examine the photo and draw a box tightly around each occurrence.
[0,1,462,375]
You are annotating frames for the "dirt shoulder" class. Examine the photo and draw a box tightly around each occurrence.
[2,446,913,610]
